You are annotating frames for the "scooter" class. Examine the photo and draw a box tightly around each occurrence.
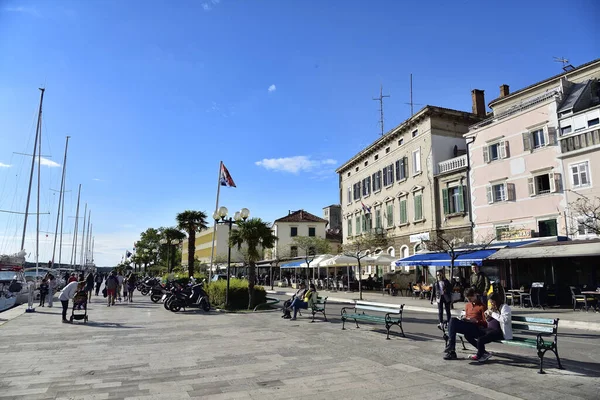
[169,284,210,312]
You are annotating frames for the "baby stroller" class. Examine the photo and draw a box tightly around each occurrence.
[70,290,89,323]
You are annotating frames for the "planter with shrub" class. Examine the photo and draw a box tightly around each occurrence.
[206,278,266,310]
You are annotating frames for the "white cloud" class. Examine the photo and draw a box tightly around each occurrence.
[36,157,60,168]
[92,178,103,182]
[202,3,211,11]
[0,162,11,168]
[3,6,40,17]
[255,156,337,174]
[268,84,276,93]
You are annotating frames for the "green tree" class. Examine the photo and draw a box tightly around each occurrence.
[291,236,331,283]
[228,218,277,309]
[176,210,209,277]
[342,231,390,300]
[159,227,186,272]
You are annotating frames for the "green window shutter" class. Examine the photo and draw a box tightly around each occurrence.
[415,195,422,221]
[457,186,464,212]
[442,188,449,214]
[460,186,467,212]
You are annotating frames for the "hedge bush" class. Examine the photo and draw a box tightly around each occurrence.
[206,278,266,310]
[161,272,207,286]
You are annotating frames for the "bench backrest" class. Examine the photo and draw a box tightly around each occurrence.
[315,296,327,305]
[511,316,558,334]
[355,301,403,314]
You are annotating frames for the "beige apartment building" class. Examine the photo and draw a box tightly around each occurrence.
[337,101,483,260]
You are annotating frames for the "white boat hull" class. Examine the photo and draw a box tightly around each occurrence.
[0,295,17,313]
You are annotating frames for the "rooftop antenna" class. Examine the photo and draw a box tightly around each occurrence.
[554,56,575,72]
[553,56,569,68]
[404,73,423,117]
[373,84,390,136]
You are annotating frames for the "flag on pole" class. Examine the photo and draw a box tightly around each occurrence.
[361,201,371,214]
[220,163,236,187]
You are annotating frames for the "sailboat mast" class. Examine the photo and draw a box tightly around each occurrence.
[87,223,93,265]
[35,91,43,276]
[91,236,95,266]
[79,203,87,269]
[70,184,81,268]
[84,210,91,267]
[52,136,69,265]
[58,186,66,265]
[20,88,45,251]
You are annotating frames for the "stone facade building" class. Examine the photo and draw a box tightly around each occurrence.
[336,100,483,261]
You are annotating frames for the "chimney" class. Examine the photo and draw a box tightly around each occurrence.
[499,84,510,98]
[471,89,486,117]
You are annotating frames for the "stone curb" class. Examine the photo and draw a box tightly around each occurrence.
[266,290,600,331]
[0,304,28,327]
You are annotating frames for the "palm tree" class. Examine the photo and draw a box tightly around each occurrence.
[159,227,187,273]
[229,218,277,309]
[176,210,208,277]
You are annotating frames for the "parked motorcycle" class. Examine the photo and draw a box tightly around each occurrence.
[168,283,210,312]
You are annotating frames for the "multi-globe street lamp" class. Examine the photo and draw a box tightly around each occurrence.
[213,206,250,307]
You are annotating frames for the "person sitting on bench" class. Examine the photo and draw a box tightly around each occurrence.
[443,288,487,360]
[282,283,307,319]
[472,292,512,362]
[289,283,317,321]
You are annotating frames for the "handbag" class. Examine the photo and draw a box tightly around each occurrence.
[102,287,108,298]
[451,292,461,302]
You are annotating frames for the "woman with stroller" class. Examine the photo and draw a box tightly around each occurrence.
[58,281,85,323]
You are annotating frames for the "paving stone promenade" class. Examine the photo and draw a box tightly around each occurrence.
[1,292,599,400]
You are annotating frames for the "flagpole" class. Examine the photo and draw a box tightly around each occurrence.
[208,161,223,282]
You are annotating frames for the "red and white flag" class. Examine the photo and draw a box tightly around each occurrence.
[219,163,236,187]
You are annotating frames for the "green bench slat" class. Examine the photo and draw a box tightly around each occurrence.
[512,323,556,333]
[345,314,402,322]
[512,316,557,325]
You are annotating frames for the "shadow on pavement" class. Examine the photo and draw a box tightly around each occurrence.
[79,321,141,329]
[479,353,600,378]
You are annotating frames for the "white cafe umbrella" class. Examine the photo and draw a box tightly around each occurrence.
[298,254,335,282]
[323,255,376,290]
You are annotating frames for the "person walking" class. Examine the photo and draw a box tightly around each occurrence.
[470,264,490,305]
[58,281,85,323]
[105,271,119,306]
[126,273,136,303]
[116,271,124,302]
[45,273,56,308]
[39,278,49,307]
[431,270,452,330]
[85,272,95,302]
[94,272,103,296]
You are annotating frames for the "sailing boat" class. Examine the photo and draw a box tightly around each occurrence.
[0,88,46,312]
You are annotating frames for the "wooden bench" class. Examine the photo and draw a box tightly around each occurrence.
[341,301,405,339]
[444,316,563,374]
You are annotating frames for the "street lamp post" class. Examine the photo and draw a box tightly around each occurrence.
[213,206,250,308]
[159,238,168,272]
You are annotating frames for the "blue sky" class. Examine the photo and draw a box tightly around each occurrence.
[0,0,598,266]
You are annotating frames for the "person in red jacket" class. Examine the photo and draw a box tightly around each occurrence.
[443,288,487,360]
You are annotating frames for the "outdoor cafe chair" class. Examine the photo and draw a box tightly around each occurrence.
[569,286,598,312]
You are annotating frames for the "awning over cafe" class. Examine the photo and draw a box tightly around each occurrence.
[487,241,600,260]
[395,249,498,267]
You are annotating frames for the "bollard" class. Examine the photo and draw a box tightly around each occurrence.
[25,281,35,313]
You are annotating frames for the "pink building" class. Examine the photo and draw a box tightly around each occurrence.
[466,59,600,241]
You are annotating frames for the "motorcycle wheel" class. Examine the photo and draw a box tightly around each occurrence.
[140,289,149,296]
[163,297,172,310]
[201,299,210,312]
[150,294,162,303]
[169,301,181,312]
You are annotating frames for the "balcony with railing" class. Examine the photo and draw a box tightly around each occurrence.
[559,128,600,155]
[437,154,467,175]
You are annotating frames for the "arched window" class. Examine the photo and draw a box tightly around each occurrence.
[387,247,395,257]
[400,245,409,259]
[414,243,423,253]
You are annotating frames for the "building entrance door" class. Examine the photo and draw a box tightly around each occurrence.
[538,219,557,237]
